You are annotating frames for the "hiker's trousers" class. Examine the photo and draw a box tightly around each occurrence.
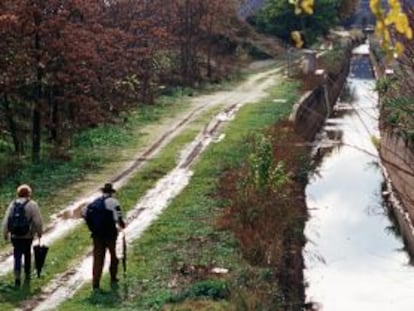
[92,236,118,288]
[11,238,32,279]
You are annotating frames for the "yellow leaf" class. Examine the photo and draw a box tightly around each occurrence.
[385,9,399,25]
[406,27,413,39]
[375,20,385,33]
[395,41,405,56]
[395,13,409,34]
[291,31,304,48]
[384,16,393,26]
[300,0,314,15]
[369,0,380,13]
[384,29,391,42]
[388,0,400,11]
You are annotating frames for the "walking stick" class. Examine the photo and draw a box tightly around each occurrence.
[121,231,127,277]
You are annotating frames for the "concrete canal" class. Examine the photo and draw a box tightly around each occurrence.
[303,43,414,310]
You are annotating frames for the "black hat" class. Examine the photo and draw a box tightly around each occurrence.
[101,183,116,194]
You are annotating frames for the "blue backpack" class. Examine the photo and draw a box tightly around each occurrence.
[7,200,31,236]
[85,197,117,238]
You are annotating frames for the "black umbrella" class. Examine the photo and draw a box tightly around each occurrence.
[33,241,49,278]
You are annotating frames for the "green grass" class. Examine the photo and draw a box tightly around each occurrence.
[58,79,300,311]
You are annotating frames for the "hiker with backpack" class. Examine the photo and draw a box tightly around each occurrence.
[83,183,125,290]
[2,184,43,287]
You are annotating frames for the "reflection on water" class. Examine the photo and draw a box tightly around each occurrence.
[303,52,414,310]
[350,54,375,79]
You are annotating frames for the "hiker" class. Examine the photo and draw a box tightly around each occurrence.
[83,183,125,290]
[2,184,43,287]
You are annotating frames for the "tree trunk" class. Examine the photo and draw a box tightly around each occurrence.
[32,28,42,162]
[49,89,59,144]
[180,0,193,86]
[3,95,22,154]
[207,45,212,79]
[206,19,214,79]
[32,101,41,162]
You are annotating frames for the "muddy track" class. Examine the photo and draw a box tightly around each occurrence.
[9,68,282,310]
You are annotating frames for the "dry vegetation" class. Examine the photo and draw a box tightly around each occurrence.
[217,121,310,307]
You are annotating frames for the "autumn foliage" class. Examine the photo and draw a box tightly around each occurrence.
[379,7,414,143]
[0,0,241,161]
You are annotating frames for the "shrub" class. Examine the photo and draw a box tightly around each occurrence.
[168,279,230,303]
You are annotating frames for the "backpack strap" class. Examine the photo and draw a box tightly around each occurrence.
[101,195,108,206]
[14,199,30,210]
[13,199,31,219]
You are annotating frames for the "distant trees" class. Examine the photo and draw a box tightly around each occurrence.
[251,0,350,46]
[173,0,239,85]
[0,0,240,162]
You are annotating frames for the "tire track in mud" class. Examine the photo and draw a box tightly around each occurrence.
[11,69,281,311]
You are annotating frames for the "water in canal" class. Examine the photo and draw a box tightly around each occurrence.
[303,44,414,310]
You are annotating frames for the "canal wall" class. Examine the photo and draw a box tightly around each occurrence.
[290,50,351,141]
[380,130,414,258]
[370,45,414,258]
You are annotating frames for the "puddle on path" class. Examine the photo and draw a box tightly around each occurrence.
[303,49,414,310]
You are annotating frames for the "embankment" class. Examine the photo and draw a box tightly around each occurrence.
[286,43,354,309]
[380,130,414,258]
[290,50,351,141]
[370,48,414,258]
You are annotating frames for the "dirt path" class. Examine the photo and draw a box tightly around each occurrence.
[9,66,282,310]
